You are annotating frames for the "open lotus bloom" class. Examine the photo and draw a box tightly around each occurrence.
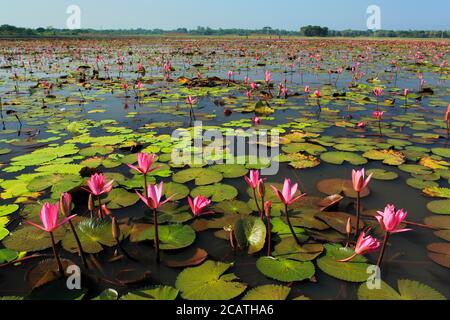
[373,87,383,96]
[128,152,160,175]
[271,178,306,206]
[376,204,412,234]
[26,202,76,233]
[86,173,114,196]
[354,232,380,255]
[137,182,174,210]
[188,196,214,216]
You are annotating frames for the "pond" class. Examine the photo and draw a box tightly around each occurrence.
[0,38,449,300]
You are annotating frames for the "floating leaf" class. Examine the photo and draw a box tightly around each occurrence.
[0,248,18,263]
[242,285,291,300]
[234,217,266,255]
[273,237,323,261]
[363,149,406,166]
[210,164,249,178]
[173,168,223,186]
[0,204,19,217]
[316,178,370,199]
[163,182,190,201]
[191,184,238,202]
[317,244,373,282]
[427,243,450,268]
[427,200,450,215]
[92,289,119,300]
[320,152,368,165]
[423,187,450,199]
[256,257,315,282]
[175,261,247,300]
[213,200,252,215]
[121,286,179,300]
[165,248,208,268]
[104,188,139,209]
[358,280,446,300]
[3,226,65,252]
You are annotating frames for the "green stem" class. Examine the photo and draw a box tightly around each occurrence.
[267,216,272,257]
[377,232,390,267]
[153,209,160,263]
[68,220,88,268]
[97,196,103,219]
[260,192,265,220]
[285,203,300,245]
[354,192,361,237]
[253,188,262,218]
[50,232,65,277]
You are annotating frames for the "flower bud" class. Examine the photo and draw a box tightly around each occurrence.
[60,192,72,217]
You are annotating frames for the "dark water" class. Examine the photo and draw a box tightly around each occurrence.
[0,38,449,299]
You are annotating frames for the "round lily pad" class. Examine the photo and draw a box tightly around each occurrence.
[432,148,450,159]
[317,244,373,282]
[0,204,19,217]
[173,168,223,186]
[3,226,65,252]
[121,286,179,300]
[358,280,446,300]
[191,184,238,202]
[210,164,249,178]
[256,256,315,282]
[234,217,266,255]
[163,182,190,201]
[366,169,398,181]
[212,200,253,215]
[427,200,450,215]
[320,152,368,165]
[316,179,370,198]
[242,285,291,300]
[406,178,438,190]
[175,261,247,300]
[104,189,139,209]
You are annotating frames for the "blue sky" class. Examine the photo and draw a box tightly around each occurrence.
[1,0,449,30]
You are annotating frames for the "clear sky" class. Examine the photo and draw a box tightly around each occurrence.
[1,0,449,31]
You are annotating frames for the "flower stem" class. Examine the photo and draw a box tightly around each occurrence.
[68,220,88,268]
[285,203,300,245]
[339,253,358,263]
[267,215,272,257]
[50,232,65,277]
[153,209,160,263]
[143,174,148,199]
[97,197,103,219]
[260,192,265,220]
[377,232,390,267]
[253,188,262,218]
[354,192,361,237]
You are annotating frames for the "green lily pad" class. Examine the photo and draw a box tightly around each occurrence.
[432,148,450,159]
[27,174,83,199]
[234,217,266,255]
[163,182,190,201]
[317,244,373,282]
[62,218,117,254]
[316,179,370,199]
[427,200,450,215]
[358,280,446,300]
[3,226,65,252]
[173,168,223,186]
[133,224,196,250]
[423,187,450,199]
[0,248,18,263]
[121,286,179,300]
[256,256,315,282]
[320,152,368,165]
[242,285,291,300]
[0,204,19,217]
[210,164,249,178]
[158,203,193,224]
[213,200,253,215]
[273,237,323,261]
[104,188,139,209]
[366,169,398,181]
[175,261,247,300]
[282,143,326,155]
[92,289,119,301]
[26,278,87,300]
[363,149,406,166]
[191,184,238,202]
[406,178,438,190]
[424,216,450,230]
[398,164,432,175]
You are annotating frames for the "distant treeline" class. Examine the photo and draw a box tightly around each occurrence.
[0,24,448,39]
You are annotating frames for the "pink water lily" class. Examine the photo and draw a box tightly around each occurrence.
[304,85,310,93]
[86,173,114,196]
[376,204,412,267]
[271,178,306,206]
[339,232,380,262]
[186,95,196,105]
[352,169,372,193]
[376,204,411,234]
[245,170,262,189]
[128,153,160,175]
[252,117,261,125]
[188,196,214,217]
[136,182,173,210]
[373,110,384,120]
[26,202,76,233]
[446,104,450,122]
[373,87,383,97]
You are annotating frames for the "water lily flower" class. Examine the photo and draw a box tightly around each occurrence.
[251,82,258,91]
[373,111,384,120]
[252,117,261,125]
[373,87,383,97]
[339,232,380,262]
[403,88,410,97]
[314,90,321,98]
[376,204,412,267]
[352,169,373,236]
[188,195,214,217]
[86,173,114,197]
[246,91,252,100]
[352,169,372,193]
[128,153,160,175]
[186,95,196,105]
[271,179,306,244]
[304,85,310,94]
[271,178,306,206]
[357,122,366,129]
[26,202,76,276]
[227,70,233,80]
[245,170,261,189]
[265,70,271,84]
[26,202,76,233]
[136,182,173,210]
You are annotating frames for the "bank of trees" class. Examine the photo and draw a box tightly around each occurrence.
[0,24,447,39]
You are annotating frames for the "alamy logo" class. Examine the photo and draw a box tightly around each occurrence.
[366,265,382,290]
[66,5,81,30]
[66,265,81,290]
[366,5,382,31]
